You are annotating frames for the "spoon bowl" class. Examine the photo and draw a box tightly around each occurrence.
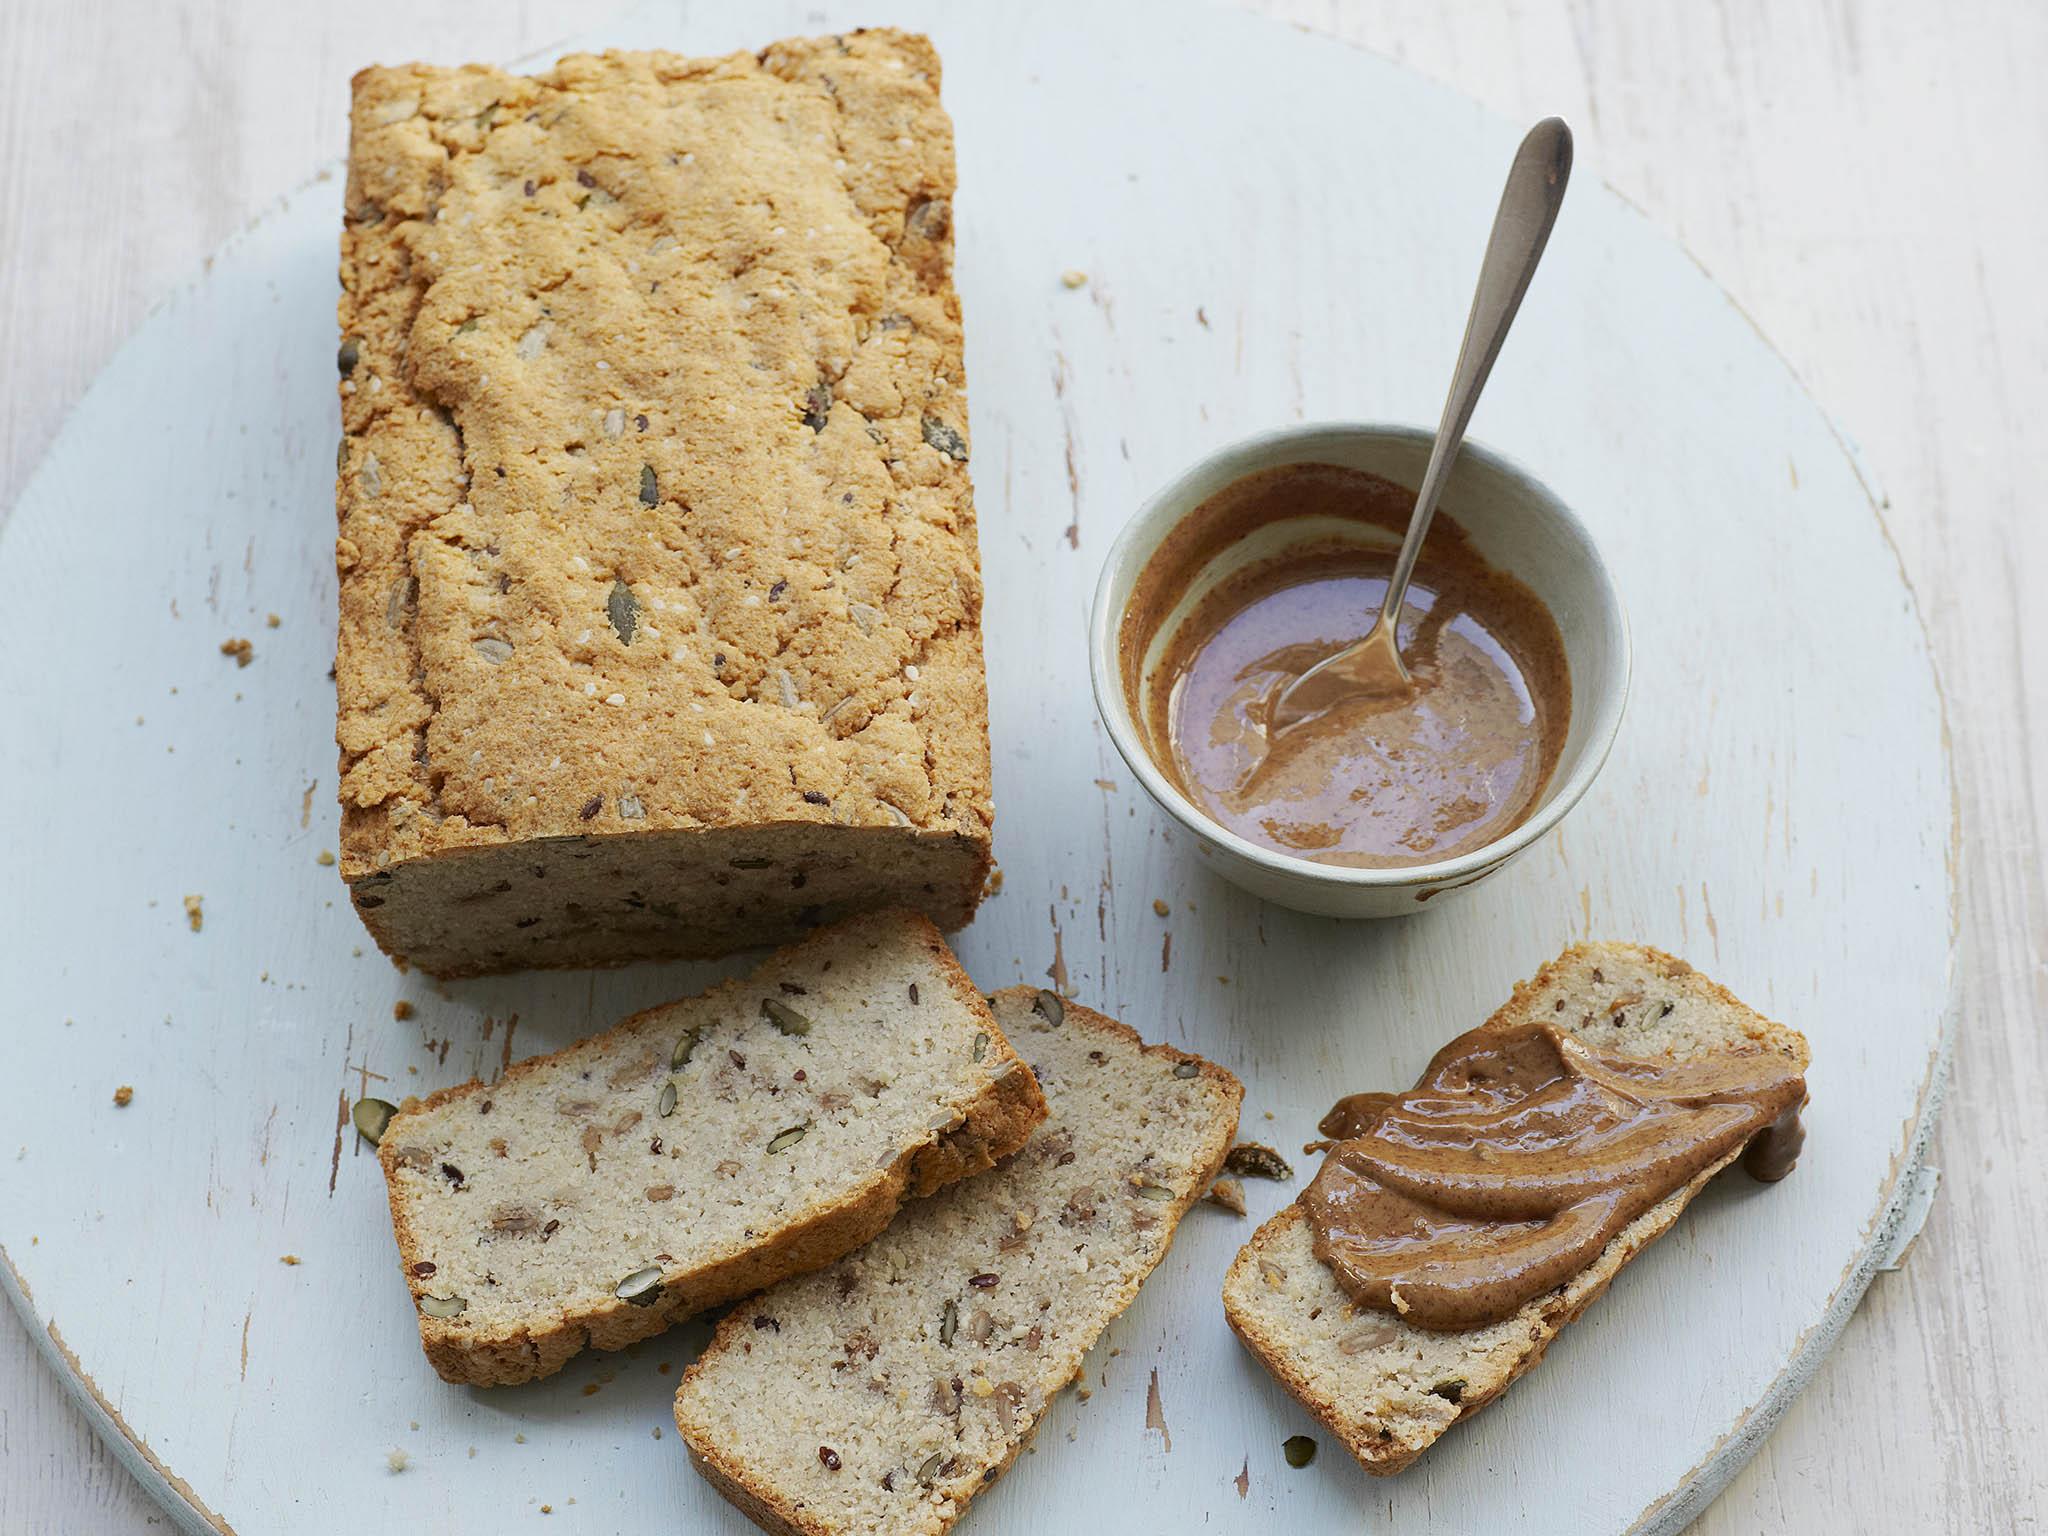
[1261,617,1412,734]
[1089,422,1630,919]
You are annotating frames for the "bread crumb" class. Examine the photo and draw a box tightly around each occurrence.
[182,895,204,932]
[393,1000,415,1021]
[265,613,282,628]
[984,865,1004,896]
[1060,269,1088,288]
[1152,899,1170,917]
[112,1086,133,1108]
[317,850,336,866]
[1204,1178,1247,1216]
[385,1447,408,1473]
[220,637,254,667]
[280,1254,300,1265]
[1224,1142,1295,1181]
[515,1433,527,1444]
[540,1506,552,1515]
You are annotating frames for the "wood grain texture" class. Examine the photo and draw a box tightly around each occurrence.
[0,2,2036,1534]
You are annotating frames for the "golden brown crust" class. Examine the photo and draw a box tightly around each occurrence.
[379,913,1047,1386]
[674,989,1243,1535]
[335,31,990,975]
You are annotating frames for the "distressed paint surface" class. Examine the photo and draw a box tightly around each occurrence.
[3,0,2000,1533]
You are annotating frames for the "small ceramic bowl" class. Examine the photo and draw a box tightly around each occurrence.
[1088,422,1630,918]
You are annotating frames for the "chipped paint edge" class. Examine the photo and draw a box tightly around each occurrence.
[1624,1015,1951,1536]
[1600,170,1960,1536]
[1877,1166,1941,1273]
[0,1243,238,1536]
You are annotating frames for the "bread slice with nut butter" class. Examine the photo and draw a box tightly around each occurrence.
[673,988,1243,1536]
[1222,942,1811,1474]
[367,912,1047,1386]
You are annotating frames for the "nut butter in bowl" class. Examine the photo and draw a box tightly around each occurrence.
[1088,422,1629,918]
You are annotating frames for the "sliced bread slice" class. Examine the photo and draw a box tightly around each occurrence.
[673,988,1243,1536]
[373,912,1048,1386]
[1223,942,1810,1474]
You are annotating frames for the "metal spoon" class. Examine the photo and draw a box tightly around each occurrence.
[1265,117,1573,733]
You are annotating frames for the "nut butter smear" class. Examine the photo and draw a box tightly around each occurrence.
[1121,464,1570,867]
[1301,1018,1808,1331]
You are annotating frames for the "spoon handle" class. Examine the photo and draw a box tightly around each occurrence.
[1380,117,1573,629]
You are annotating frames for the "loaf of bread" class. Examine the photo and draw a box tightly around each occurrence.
[371,913,1045,1386]
[334,32,990,977]
[673,988,1243,1536]
[1222,944,1811,1474]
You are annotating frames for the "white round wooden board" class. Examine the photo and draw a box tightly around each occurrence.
[0,2,1952,1532]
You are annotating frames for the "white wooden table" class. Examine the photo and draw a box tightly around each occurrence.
[2,2,2040,1531]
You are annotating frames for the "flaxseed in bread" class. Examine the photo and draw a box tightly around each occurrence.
[673,989,1243,1536]
[336,33,990,976]
[1222,943,1811,1474]
[374,913,1045,1386]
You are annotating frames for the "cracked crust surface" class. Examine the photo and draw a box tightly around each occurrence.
[335,32,989,974]
[376,912,1046,1386]
[1222,943,1812,1475]
[673,990,1243,1536]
